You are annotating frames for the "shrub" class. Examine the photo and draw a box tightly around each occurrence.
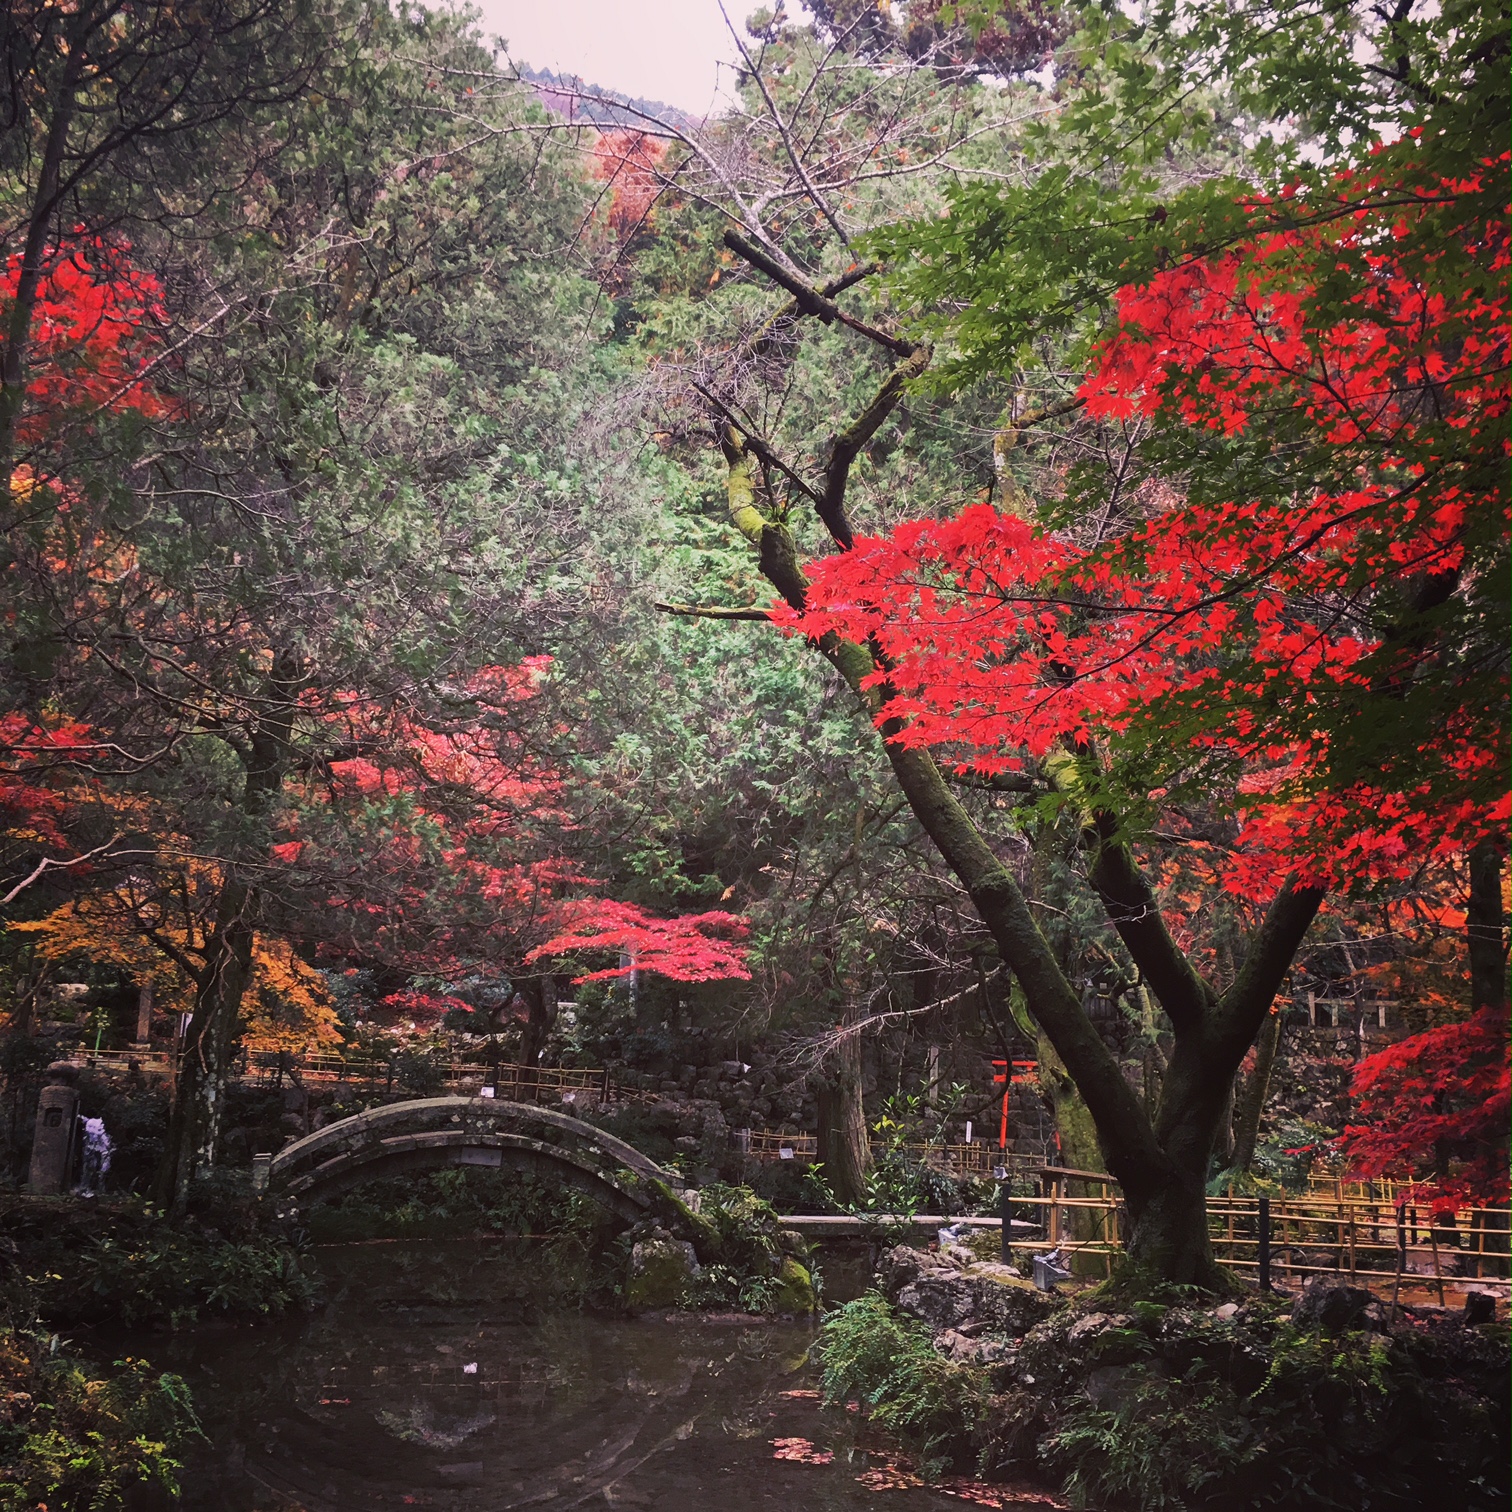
[813,1291,990,1477]
[26,1226,316,1331]
[0,1327,197,1510]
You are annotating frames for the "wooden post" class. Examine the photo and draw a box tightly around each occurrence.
[1335,1175,1346,1272]
[1258,1197,1272,1290]
[1429,1220,1447,1306]
[134,983,154,1046]
[999,1179,1012,1266]
[1390,1200,1407,1316]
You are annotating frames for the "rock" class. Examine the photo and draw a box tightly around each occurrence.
[1067,1311,1132,1346]
[770,1256,817,1314]
[1084,1362,1158,1409]
[626,1239,699,1312]
[877,1244,952,1295]
[776,1228,809,1258]
[891,1260,1056,1337]
[1290,1278,1389,1333]
[935,1328,982,1362]
[941,1242,978,1268]
[970,1261,1023,1283]
[1212,1302,1240,1321]
[1464,1292,1497,1326]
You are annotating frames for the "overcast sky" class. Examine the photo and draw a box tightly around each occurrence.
[469,0,747,115]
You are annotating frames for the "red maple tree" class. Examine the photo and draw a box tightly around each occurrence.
[777,148,1508,896]
[273,658,748,1045]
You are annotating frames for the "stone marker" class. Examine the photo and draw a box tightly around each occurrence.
[28,1062,81,1194]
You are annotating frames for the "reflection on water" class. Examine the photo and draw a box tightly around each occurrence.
[150,1240,975,1511]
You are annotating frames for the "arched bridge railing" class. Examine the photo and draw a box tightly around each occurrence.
[254,1096,685,1221]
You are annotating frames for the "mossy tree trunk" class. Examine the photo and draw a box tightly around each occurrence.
[152,659,298,1216]
[816,1008,872,1207]
[517,976,556,1067]
[1229,1009,1283,1176]
[691,265,1324,1286]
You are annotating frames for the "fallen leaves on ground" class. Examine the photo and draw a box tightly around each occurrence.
[857,1452,1067,1507]
[771,1436,835,1464]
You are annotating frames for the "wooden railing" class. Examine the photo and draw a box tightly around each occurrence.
[1004,1171,1510,1291]
[745,1133,1030,1177]
[63,1046,617,1105]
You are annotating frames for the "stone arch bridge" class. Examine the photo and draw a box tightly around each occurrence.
[256,1096,686,1221]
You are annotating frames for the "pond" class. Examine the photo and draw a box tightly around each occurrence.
[143,1239,1024,1511]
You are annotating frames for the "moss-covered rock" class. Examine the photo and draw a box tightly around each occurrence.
[625,1238,699,1312]
[770,1256,816,1314]
[878,1244,1055,1336]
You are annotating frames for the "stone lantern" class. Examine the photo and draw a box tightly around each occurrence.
[28,1062,81,1194]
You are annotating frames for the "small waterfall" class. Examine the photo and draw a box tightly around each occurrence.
[78,1116,113,1195]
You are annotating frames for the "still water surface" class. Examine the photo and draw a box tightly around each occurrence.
[146,1240,985,1511]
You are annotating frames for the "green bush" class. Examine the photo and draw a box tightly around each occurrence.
[0,1327,197,1511]
[1045,1370,1263,1511]
[1030,1308,1509,1511]
[28,1227,316,1331]
[813,1291,990,1477]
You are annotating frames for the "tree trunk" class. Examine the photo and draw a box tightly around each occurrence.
[0,44,82,478]
[816,1015,872,1207]
[1230,1010,1283,1175]
[717,421,1323,1288]
[1121,1167,1217,1282]
[151,659,297,1213]
[153,882,258,1214]
[1467,841,1507,1013]
[517,976,556,1067]
[1469,846,1505,1270]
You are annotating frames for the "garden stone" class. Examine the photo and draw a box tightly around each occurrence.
[891,1262,1055,1337]
[1463,1292,1496,1326]
[1291,1277,1389,1332]
[626,1239,699,1312]
[770,1256,817,1314]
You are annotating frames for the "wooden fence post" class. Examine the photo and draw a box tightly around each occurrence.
[1259,1197,1271,1291]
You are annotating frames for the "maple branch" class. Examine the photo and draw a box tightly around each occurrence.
[819,345,932,550]
[943,769,1041,795]
[722,230,917,358]
[1210,878,1326,1068]
[788,970,1003,1066]
[720,0,853,251]
[654,601,772,621]
[714,425,1172,1201]
[691,383,825,510]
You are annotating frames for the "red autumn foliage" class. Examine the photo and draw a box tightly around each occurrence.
[769,141,1508,1205]
[279,660,749,992]
[527,897,750,984]
[1342,1006,1509,1204]
[775,151,1509,898]
[591,131,666,239]
[3,238,169,454]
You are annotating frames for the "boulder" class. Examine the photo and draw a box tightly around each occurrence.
[1290,1278,1390,1333]
[1464,1291,1497,1326]
[890,1263,1055,1337]
[625,1239,699,1312]
[770,1256,817,1314]
[877,1244,954,1295]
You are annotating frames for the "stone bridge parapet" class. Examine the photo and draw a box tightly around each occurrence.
[257,1096,686,1220]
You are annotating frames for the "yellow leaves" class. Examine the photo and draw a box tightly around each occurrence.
[7,899,337,1052]
[9,900,187,1004]
[243,936,339,1052]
